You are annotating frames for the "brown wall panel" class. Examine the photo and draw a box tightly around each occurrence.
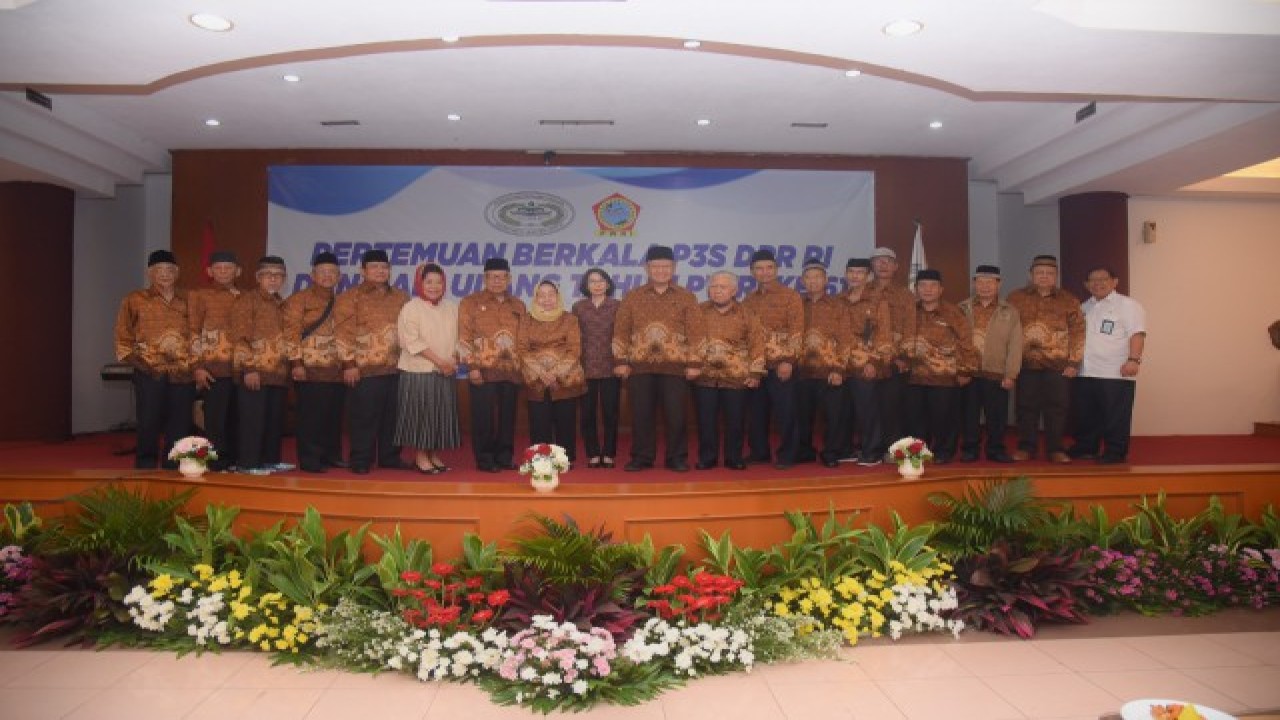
[171,150,970,299]
[1060,191,1130,296]
[0,182,74,440]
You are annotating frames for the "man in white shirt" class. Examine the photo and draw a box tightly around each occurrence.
[1070,267,1146,464]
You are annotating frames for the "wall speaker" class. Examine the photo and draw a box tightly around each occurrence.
[1142,221,1157,244]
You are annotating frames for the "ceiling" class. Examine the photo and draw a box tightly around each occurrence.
[2,0,1279,203]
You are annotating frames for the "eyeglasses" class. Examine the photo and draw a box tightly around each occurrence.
[258,271,286,278]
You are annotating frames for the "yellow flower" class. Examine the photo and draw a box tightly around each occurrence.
[227,570,242,588]
[778,587,798,603]
[773,602,792,617]
[282,625,298,642]
[192,564,214,580]
[208,576,229,593]
[259,641,271,651]
[238,586,252,601]
[275,639,289,650]
[797,598,814,614]
[230,602,252,621]
[802,577,822,590]
[296,633,309,644]
[293,606,314,623]
[248,625,268,643]
[149,574,175,597]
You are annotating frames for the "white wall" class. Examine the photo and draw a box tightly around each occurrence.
[71,174,171,434]
[1128,197,1280,435]
[997,193,1060,283]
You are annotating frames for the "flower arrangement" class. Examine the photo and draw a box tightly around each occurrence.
[167,436,218,465]
[643,571,743,625]
[518,443,570,485]
[889,436,932,469]
[1084,544,1280,617]
[771,560,962,645]
[392,563,510,632]
[621,617,754,677]
[122,563,321,654]
[493,615,618,709]
[0,545,33,622]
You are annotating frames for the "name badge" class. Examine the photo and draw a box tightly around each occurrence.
[1100,319,1115,335]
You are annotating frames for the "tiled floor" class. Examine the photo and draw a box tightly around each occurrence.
[3,618,1280,719]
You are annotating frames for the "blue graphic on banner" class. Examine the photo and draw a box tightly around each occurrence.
[267,166,433,215]
[579,167,759,190]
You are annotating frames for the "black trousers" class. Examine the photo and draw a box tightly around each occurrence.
[628,373,689,466]
[201,377,237,470]
[1016,369,1071,455]
[470,380,519,469]
[906,384,960,460]
[237,384,286,469]
[746,368,797,464]
[962,377,1011,458]
[348,373,401,470]
[693,385,748,466]
[1072,377,1136,461]
[295,380,345,470]
[875,368,907,455]
[580,377,620,459]
[795,377,845,464]
[133,372,195,469]
[528,391,578,462]
[837,376,882,461]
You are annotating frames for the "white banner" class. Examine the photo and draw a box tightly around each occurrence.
[267,166,874,300]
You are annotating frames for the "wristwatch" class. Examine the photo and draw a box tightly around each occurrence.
[1127,357,1142,364]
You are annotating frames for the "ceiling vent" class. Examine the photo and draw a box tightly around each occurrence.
[790,122,829,129]
[320,120,361,127]
[538,120,616,126]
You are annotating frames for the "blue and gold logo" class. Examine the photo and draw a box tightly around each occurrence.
[484,192,575,236]
[592,193,640,237]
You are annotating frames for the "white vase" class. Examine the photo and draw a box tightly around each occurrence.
[531,472,560,493]
[178,458,208,479]
[897,462,924,479]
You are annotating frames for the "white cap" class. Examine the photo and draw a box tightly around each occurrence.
[870,247,897,260]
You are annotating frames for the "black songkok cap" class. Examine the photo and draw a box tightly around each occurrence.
[846,258,871,269]
[1031,255,1059,269]
[361,249,390,266]
[312,251,339,267]
[749,248,776,265]
[208,250,238,266]
[148,250,178,267]
[644,245,675,262]
[258,255,286,269]
[974,265,1001,278]
[802,257,827,272]
[483,257,511,272]
[916,269,943,283]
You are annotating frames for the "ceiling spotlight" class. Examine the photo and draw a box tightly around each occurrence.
[844,69,862,78]
[441,34,460,43]
[683,39,702,49]
[882,19,923,37]
[696,118,711,126]
[282,74,301,83]
[447,113,461,122]
[204,118,221,127]
[929,120,943,129]
[189,13,233,32]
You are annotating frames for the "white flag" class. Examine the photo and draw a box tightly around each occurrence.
[908,222,927,290]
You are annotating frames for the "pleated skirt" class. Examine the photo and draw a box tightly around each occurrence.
[394,371,462,450]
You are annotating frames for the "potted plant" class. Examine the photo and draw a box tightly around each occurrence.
[888,436,932,478]
[167,436,218,478]
[518,443,570,492]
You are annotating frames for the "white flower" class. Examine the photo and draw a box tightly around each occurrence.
[572,679,589,696]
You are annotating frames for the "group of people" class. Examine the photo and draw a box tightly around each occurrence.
[113,242,1146,476]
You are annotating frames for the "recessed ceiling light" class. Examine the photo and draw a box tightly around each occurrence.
[441,34,460,43]
[204,118,221,127]
[844,69,862,78]
[282,74,301,83]
[189,13,233,32]
[447,113,461,122]
[929,120,943,129]
[696,118,711,126]
[882,19,923,37]
[683,39,702,49]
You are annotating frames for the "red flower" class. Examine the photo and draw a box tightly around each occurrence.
[671,575,692,589]
[908,441,924,454]
[424,579,442,590]
[536,443,551,455]
[195,446,208,458]
[471,608,494,623]
[411,589,427,600]
[391,588,410,598]
[487,589,510,607]
[400,570,422,584]
[464,576,484,589]
[893,449,906,460]
[651,584,676,596]
[467,592,486,604]
[431,562,456,577]
[523,449,536,463]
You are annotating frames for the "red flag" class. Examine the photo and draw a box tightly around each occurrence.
[200,220,216,282]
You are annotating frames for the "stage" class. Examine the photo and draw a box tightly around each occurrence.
[2,432,1279,558]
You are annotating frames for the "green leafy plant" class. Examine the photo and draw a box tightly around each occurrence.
[1259,504,1280,548]
[948,540,1090,638]
[501,514,649,599]
[494,564,647,642]
[1203,496,1262,554]
[851,511,939,575]
[367,526,434,610]
[55,485,195,570]
[2,501,44,545]
[636,534,685,588]
[1120,491,1211,557]
[928,476,1050,558]
[11,550,133,647]
[256,508,376,607]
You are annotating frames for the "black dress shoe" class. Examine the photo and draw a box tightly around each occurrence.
[1066,447,1097,460]
[486,465,503,473]
[821,458,839,468]
[323,458,349,469]
[351,465,370,475]
[300,464,327,474]
[1097,456,1127,465]
[601,458,615,469]
[774,462,794,470]
[746,456,772,465]
[988,453,1015,464]
[695,462,715,470]
[588,458,602,469]
[727,461,747,470]
[624,461,652,472]
[666,461,690,472]
[959,452,979,463]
